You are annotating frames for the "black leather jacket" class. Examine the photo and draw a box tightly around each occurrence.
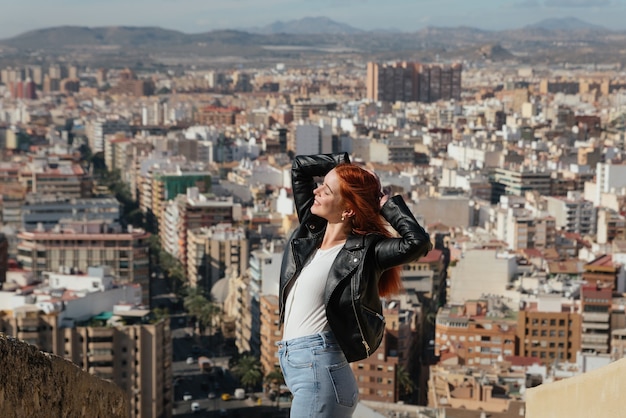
[279,153,432,362]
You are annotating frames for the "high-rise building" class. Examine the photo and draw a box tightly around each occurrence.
[367,62,462,103]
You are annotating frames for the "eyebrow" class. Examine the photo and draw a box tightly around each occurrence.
[323,182,334,194]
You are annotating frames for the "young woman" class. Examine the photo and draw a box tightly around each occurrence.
[277,153,432,417]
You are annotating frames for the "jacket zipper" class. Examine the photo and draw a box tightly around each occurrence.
[351,286,371,358]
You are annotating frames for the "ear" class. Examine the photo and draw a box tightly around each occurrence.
[343,208,355,219]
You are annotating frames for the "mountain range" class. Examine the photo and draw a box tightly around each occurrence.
[0,17,624,67]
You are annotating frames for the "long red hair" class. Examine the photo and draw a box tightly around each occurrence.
[334,163,402,297]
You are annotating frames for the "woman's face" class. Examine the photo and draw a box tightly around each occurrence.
[311,168,344,222]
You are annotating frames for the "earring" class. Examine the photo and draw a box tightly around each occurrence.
[341,215,345,221]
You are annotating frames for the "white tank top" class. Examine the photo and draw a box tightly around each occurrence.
[282,244,343,341]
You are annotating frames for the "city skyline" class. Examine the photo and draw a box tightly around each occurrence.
[1,0,626,40]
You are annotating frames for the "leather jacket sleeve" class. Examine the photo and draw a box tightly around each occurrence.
[291,153,350,222]
[375,195,432,270]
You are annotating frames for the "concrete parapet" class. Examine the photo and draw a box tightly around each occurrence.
[0,334,128,418]
[526,357,626,418]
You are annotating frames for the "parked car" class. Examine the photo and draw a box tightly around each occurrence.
[221,393,231,401]
[208,392,217,399]
[186,356,194,365]
[191,402,200,413]
[183,392,192,401]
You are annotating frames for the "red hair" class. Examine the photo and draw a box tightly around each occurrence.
[334,163,402,297]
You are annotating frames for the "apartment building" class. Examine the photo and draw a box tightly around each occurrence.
[85,116,131,153]
[491,167,552,202]
[580,284,612,355]
[16,220,151,303]
[582,254,621,291]
[186,223,248,292]
[517,298,581,365]
[150,170,213,224]
[596,207,626,245]
[19,157,92,198]
[435,300,517,366]
[21,195,121,232]
[544,192,596,236]
[194,105,240,125]
[160,189,242,269]
[259,294,281,375]
[366,61,462,103]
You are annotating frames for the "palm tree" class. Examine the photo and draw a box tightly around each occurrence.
[396,364,415,398]
[183,288,221,337]
[231,354,263,393]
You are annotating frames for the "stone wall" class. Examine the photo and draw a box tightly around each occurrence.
[0,334,129,418]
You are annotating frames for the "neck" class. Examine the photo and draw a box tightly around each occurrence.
[320,222,349,249]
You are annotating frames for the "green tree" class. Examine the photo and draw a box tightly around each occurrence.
[231,355,263,392]
[183,288,220,336]
[396,364,415,397]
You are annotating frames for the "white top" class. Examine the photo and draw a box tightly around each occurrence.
[282,243,343,341]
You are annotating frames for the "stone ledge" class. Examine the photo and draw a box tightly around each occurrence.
[0,334,129,418]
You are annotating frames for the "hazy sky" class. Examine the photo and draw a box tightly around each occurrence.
[1,0,625,39]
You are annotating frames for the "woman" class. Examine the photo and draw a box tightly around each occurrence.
[277,153,432,417]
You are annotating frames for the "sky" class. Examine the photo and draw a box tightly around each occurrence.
[1,0,625,39]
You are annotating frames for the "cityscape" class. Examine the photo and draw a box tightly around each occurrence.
[1,11,626,418]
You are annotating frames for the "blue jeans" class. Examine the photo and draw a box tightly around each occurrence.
[277,331,358,418]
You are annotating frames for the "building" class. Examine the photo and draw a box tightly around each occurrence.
[435,300,517,366]
[86,116,131,154]
[186,223,248,292]
[366,61,462,103]
[16,220,151,303]
[259,294,281,375]
[544,192,596,236]
[580,284,612,355]
[244,241,283,357]
[491,167,552,203]
[517,297,581,365]
[19,157,93,198]
[21,195,121,232]
[160,189,242,269]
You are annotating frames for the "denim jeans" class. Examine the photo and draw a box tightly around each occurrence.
[277,331,358,418]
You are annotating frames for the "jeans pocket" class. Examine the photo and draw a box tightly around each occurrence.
[327,361,357,407]
[286,347,313,369]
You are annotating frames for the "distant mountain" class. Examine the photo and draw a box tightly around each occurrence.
[251,16,364,35]
[2,25,190,49]
[1,20,625,68]
[524,17,607,31]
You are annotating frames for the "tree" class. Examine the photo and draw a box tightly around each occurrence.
[231,355,263,392]
[183,288,220,336]
[396,364,415,398]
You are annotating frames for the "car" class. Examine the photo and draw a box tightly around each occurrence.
[191,402,200,412]
[208,392,217,399]
[221,393,231,401]
[186,356,194,365]
[183,392,192,401]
